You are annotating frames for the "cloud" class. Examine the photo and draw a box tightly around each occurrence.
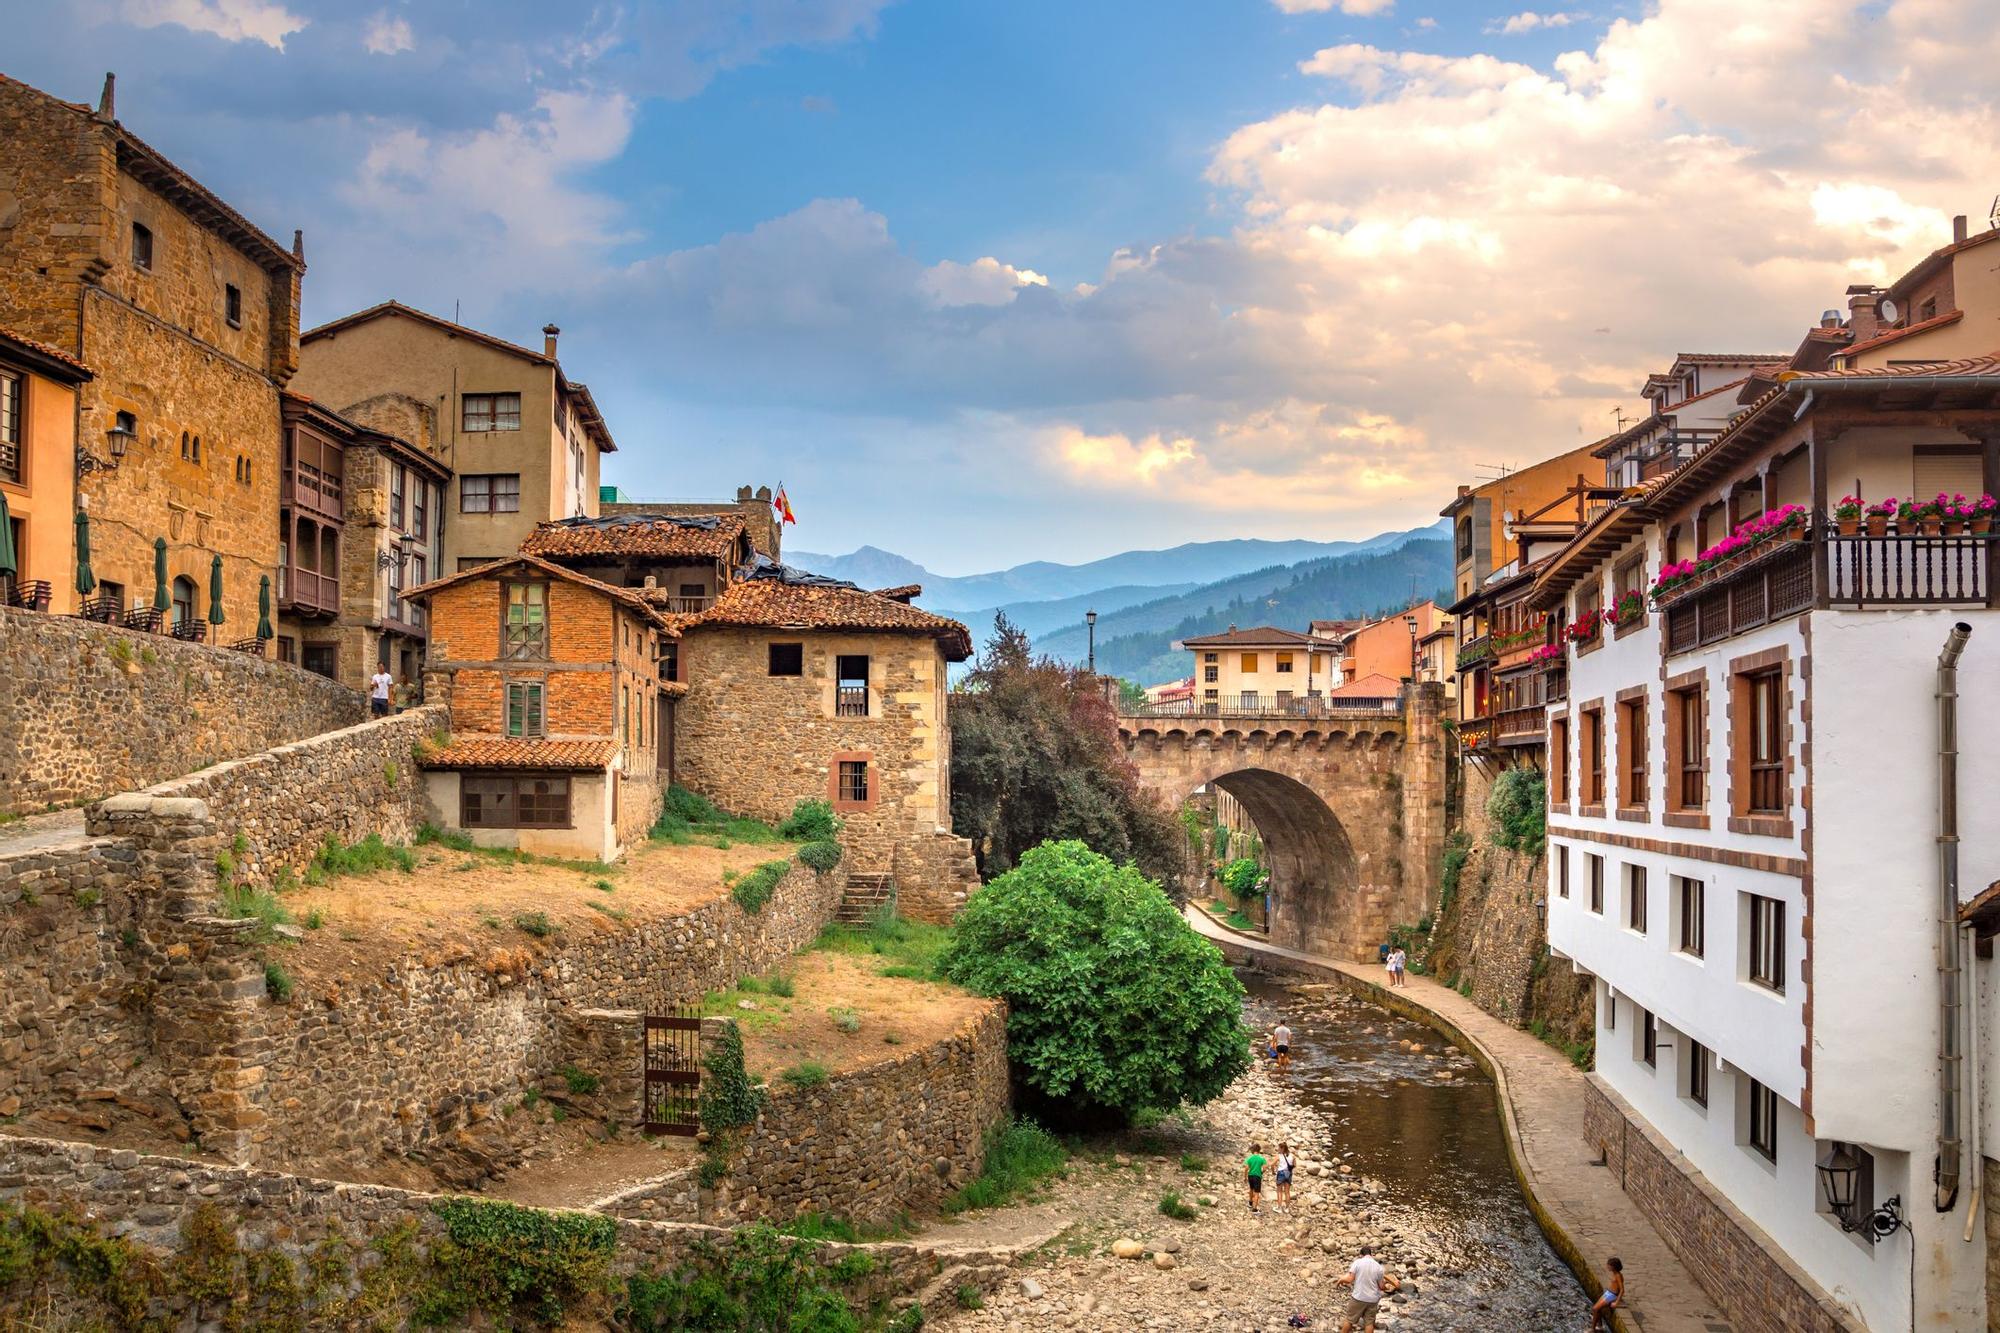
[1489,10,1585,34]
[920,256,1050,307]
[1271,0,1395,15]
[119,0,306,49]
[362,11,412,55]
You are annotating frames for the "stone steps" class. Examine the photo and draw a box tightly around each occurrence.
[835,873,896,926]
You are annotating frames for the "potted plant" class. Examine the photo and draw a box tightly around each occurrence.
[1648,559,1698,605]
[1527,642,1564,665]
[1761,504,1808,542]
[1866,497,1897,538]
[1604,589,1644,629]
[1922,495,1947,536]
[1975,495,1997,536]
[1941,493,1970,537]
[1834,495,1863,536]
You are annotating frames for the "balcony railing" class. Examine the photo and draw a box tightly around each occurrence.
[1496,704,1546,744]
[1457,715,1494,749]
[1123,693,1401,720]
[4,579,51,612]
[658,595,713,614]
[282,566,340,617]
[835,684,870,717]
[1662,536,1814,656]
[1824,532,1991,606]
[1456,634,1493,669]
[281,463,344,521]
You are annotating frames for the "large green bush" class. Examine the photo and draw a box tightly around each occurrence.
[1487,767,1546,856]
[940,840,1249,1124]
[777,799,842,842]
[1219,857,1263,902]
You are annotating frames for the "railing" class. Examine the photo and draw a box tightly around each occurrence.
[5,579,51,611]
[835,684,869,717]
[228,637,267,657]
[1663,537,1814,656]
[170,620,207,643]
[1636,429,1721,481]
[1496,704,1546,744]
[658,595,712,614]
[282,462,344,520]
[1122,693,1401,720]
[122,607,163,634]
[1456,634,1493,669]
[283,567,340,616]
[1824,532,1991,606]
[1457,715,1494,749]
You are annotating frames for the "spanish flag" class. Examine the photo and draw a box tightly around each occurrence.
[773,484,797,525]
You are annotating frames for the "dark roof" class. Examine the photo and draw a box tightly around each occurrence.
[419,738,618,771]
[1180,626,1319,649]
[403,552,672,629]
[0,327,94,383]
[521,513,745,562]
[657,565,972,659]
[1670,352,1790,366]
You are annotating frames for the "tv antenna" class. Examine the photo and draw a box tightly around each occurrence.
[1989,195,2000,230]
[1611,406,1630,432]
[1473,462,1515,482]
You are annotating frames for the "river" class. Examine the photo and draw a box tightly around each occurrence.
[1241,970,1585,1331]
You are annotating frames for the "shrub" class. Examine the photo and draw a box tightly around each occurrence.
[764,970,796,998]
[302,908,325,930]
[1158,1190,1198,1220]
[1487,767,1547,856]
[1219,857,1263,903]
[797,838,843,873]
[221,883,292,938]
[1180,1152,1207,1172]
[731,859,790,915]
[620,1224,869,1333]
[416,824,476,852]
[561,1066,600,1096]
[778,798,843,842]
[699,1021,767,1130]
[940,840,1250,1123]
[427,1198,615,1325]
[943,1118,1067,1213]
[310,834,416,880]
[779,1062,830,1090]
[664,784,724,824]
[1438,829,1473,911]
[263,961,294,1002]
[956,1283,984,1310]
[827,1006,861,1034]
[513,911,555,938]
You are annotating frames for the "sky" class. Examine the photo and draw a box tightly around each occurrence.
[7,0,2000,573]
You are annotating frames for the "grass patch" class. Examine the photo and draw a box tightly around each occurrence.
[778,1062,830,1090]
[302,908,325,931]
[512,911,555,938]
[774,1211,913,1244]
[263,961,294,1002]
[700,984,785,1031]
[305,834,416,885]
[1528,1017,1594,1070]
[416,824,477,852]
[1179,1152,1207,1172]
[221,883,292,938]
[814,911,949,979]
[764,970,795,998]
[651,785,783,848]
[827,1006,861,1034]
[730,859,790,914]
[944,1118,1067,1214]
[1158,1190,1198,1221]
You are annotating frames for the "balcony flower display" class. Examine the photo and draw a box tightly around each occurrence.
[1902,496,1945,536]
[1563,616,1599,645]
[1649,559,1698,604]
[1527,642,1564,665]
[1757,503,1809,541]
[1835,494,1863,535]
[1602,589,1644,630]
[1490,615,1550,655]
[1939,493,1975,536]
[1866,496,1898,537]
[1976,495,1997,536]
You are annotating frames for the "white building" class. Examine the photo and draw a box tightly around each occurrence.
[1531,321,2000,1328]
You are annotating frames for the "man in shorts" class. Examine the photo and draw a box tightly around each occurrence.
[1245,1142,1267,1214]
[1273,1020,1293,1073]
[1335,1243,1399,1331]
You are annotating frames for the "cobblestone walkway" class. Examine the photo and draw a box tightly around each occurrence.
[0,808,88,855]
[1186,907,1735,1333]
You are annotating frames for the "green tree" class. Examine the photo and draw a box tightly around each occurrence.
[950,616,1183,888]
[1487,767,1547,855]
[1219,857,1263,904]
[940,840,1250,1125]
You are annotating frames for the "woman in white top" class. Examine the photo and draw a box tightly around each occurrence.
[1274,1143,1296,1212]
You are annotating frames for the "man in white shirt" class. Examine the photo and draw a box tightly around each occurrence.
[1335,1244,1398,1331]
[369,666,393,717]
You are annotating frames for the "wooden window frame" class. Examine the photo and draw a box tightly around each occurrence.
[1617,690,1648,818]
[1557,844,1570,898]
[0,364,21,486]
[131,221,153,270]
[1747,1079,1779,1162]
[1746,672,1785,814]
[1575,582,1602,655]
[462,772,572,829]
[1686,1040,1710,1108]
[1581,705,1606,811]
[502,581,549,660]
[1626,864,1648,934]
[1676,876,1705,958]
[1275,653,1294,674]
[1549,715,1570,811]
[835,653,870,717]
[769,642,805,677]
[1641,1008,1659,1068]
[462,392,522,433]
[1587,853,1604,914]
[505,678,546,738]
[1665,673,1708,825]
[225,283,242,328]
[831,751,876,812]
[461,473,522,514]
[1748,893,1786,993]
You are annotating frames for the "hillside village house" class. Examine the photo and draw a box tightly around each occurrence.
[0,72,300,638]
[293,303,616,570]
[1343,599,1450,688]
[0,329,91,614]
[1527,225,2000,1332]
[1180,626,1341,713]
[603,485,785,563]
[519,512,755,613]
[408,554,667,861]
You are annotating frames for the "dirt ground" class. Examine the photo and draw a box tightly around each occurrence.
[715,950,989,1081]
[278,836,793,980]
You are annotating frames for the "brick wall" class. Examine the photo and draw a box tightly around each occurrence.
[0,605,367,814]
[1581,1075,1865,1333]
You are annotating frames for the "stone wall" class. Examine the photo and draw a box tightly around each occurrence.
[893,828,981,924]
[1583,1075,1865,1333]
[0,605,367,814]
[1986,1156,2000,1332]
[0,1133,1017,1326]
[602,1003,1011,1229]
[86,704,444,890]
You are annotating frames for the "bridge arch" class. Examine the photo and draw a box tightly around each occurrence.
[1195,768,1361,957]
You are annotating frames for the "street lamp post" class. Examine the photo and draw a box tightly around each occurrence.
[1404,613,1419,683]
[1086,608,1097,673]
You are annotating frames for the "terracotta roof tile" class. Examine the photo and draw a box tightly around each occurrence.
[420,738,617,771]
[404,553,672,630]
[1671,352,1790,365]
[521,513,745,561]
[0,327,93,379]
[1782,353,2000,382]
[1328,673,1404,698]
[1180,625,1320,649]
[660,574,973,660]
[1828,310,1968,360]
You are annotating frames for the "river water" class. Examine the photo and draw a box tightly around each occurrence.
[1241,971,1584,1331]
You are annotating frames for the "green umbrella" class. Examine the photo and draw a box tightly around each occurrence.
[208,554,226,626]
[0,490,15,578]
[153,537,169,612]
[257,575,273,641]
[74,510,95,596]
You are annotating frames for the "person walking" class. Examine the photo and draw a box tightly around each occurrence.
[1335,1244,1398,1331]
[1588,1256,1624,1329]
[1273,1020,1293,1073]
[1388,946,1408,988]
[368,664,393,718]
[1245,1142,1267,1214]
[1274,1142,1296,1212]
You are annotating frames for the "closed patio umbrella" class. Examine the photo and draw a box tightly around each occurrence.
[74,510,95,596]
[153,537,169,612]
[0,490,15,579]
[257,575,273,641]
[208,553,225,626]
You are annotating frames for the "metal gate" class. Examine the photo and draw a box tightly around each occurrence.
[642,1009,702,1136]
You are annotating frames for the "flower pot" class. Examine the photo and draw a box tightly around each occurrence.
[1975,516,1993,536]
[1837,517,1860,536]
[1866,515,1888,538]
[1922,516,1943,536]
[1944,519,1967,537]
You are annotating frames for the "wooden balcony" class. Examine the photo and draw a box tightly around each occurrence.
[281,461,344,521]
[280,565,340,618]
[1824,532,1991,606]
[1662,537,1814,656]
[836,683,870,717]
[658,595,712,614]
[1496,704,1547,745]
[1455,634,1493,669]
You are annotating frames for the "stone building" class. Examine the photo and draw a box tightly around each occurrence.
[0,72,301,636]
[408,553,666,860]
[0,327,92,614]
[602,485,784,562]
[293,303,616,571]
[518,511,754,613]
[273,391,449,687]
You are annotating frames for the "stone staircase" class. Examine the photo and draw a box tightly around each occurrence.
[835,873,896,926]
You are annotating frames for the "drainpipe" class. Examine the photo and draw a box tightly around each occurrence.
[1937,622,1971,1213]
[1966,912,1984,1241]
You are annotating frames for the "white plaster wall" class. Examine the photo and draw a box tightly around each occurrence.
[421,768,616,862]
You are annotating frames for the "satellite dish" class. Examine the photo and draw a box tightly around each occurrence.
[1879,298,1898,323]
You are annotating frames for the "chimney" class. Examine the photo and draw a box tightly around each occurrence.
[542,323,560,358]
[1820,309,1842,329]
[292,229,304,261]
[1846,285,1882,344]
[736,485,753,502]
[1954,214,1969,245]
[95,72,115,122]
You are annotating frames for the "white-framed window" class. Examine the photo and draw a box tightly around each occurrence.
[462,392,521,432]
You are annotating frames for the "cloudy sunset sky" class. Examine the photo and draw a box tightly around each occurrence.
[8,0,1999,570]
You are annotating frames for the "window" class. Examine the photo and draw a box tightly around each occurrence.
[1745,671,1785,814]
[1626,865,1648,934]
[407,556,426,629]
[1920,297,1938,323]
[836,654,869,717]
[1577,583,1601,639]
[1588,854,1604,913]
[225,283,241,328]
[1671,685,1705,810]
[1241,653,1258,673]
[502,582,548,659]
[463,773,571,829]
[386,551,405,624]
[461,473,521,514]
[1618,695,1647,811]
[1276,653,1294,673]
[837,759,869,804]
[1203,652,1217,663]
[391,464,406,531]
[1549,716,1569,806]
[1686,1040,1710,1108]
[131,222,153,270]
[661,643,679,683]
[1556,845,1569,898]
[505,680,545,738]
[1641,1009,1659,1068]
[461,392,521,432]
[1204,665,1219,683]
[1603,986,1616,1031]
[276,636,296,665]
[1582,707,1605,806]
[1749,894,1786,992]
[413,479,428,540]
[0,367,19,483]
[769,643,804,677]
[1240,690,1258,709]
[303,644,336,678]
[181,431,191,460]
[1747,1079,1779,1162]
[1676,877,1705,957]
[171,576,197,627]
[1614,558,1644,607]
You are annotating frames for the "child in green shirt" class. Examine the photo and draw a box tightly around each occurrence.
[1245,1142,1267,1213]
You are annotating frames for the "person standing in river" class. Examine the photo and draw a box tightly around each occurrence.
[1245,1141,1267,1214]
[1273,1020,1293,1073]
[1588,1256,1624,1329]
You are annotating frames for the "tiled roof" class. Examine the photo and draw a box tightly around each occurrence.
[1671,352,1790,366]
[521,513,745,561]
[1328,673,1404,699]
[419,738,617,771]
[664,575,973,660]
[1181,626,1320,648]
[403,552,672,629]
[1888,226,2000,301]
[874,584,923,602]
[1835,309,1965,360]
[0,327,94,381]
[1781,353,2000,382]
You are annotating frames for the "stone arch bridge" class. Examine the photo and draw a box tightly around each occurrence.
[1117,684,1447,962]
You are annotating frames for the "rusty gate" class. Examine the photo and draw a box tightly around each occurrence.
[642,1008,701,1136]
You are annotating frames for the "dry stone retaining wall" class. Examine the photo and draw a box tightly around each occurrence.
[0,605,365,815]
